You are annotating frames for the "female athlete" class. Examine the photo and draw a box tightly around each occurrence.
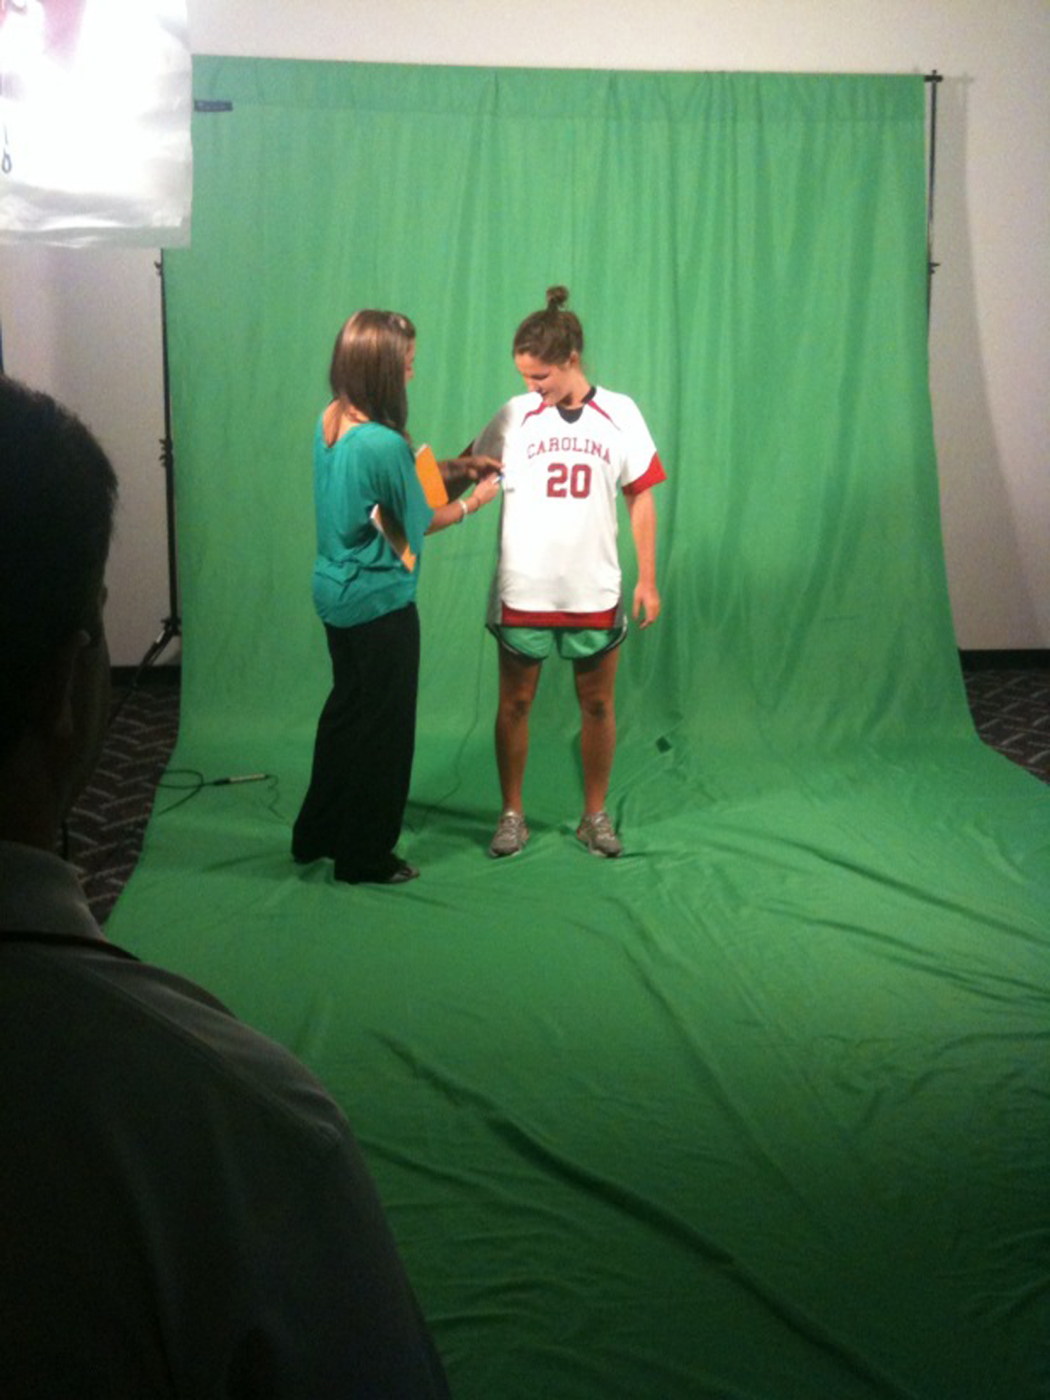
[471,286,665,859]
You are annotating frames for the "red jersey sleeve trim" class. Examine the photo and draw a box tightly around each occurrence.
[622,453,667,497]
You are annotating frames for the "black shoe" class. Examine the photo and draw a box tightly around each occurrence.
[383,859,420,885]
[292,847,328,866]
[335,857,419,886]
[292,832,333,864]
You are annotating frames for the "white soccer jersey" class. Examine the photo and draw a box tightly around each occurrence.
[473,386,666,627]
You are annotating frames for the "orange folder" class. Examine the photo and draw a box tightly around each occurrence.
[414,442,450,507]
[371,443,448,572]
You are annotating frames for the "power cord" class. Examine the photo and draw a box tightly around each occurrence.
[157,768,274,815]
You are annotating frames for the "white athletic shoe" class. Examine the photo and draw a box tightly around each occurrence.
[489,811,529,858]
[576,811,623,858]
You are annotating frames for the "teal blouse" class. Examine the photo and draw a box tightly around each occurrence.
[310,417,434,630]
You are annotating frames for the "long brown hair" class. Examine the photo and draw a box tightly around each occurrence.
[328,309,416,436]
[512,285,584,366]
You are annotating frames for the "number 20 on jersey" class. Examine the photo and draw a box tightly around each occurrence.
[546,462,593,499]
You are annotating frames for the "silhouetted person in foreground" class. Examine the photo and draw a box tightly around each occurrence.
[0,374,451,1398]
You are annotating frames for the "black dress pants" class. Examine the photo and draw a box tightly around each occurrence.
[292,603,420,882]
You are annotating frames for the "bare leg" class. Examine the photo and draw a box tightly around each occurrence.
[495,645,542,813]
[573,646,620,815]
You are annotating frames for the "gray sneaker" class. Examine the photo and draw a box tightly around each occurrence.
[576,811,623,858]
[489,811,529,858]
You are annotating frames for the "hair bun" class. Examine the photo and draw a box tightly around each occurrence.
[514,287,584,361]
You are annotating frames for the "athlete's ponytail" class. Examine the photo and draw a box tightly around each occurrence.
[513,285,584,366]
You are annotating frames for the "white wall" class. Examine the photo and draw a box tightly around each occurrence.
[2,0,1047,660]
[0,245,172,666]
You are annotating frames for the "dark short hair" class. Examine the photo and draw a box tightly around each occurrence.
[0,375,117,759]
[512,285,585,366]
[328,309,416,437]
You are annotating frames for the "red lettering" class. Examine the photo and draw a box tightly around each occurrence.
[546,462,592,499]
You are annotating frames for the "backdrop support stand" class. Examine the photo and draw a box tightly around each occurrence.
[925,70,943,320]
[110,252,180,720]
[139,251,180,667]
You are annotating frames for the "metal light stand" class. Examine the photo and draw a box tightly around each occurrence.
[925,70,943,321]
[141,251,180,666]
[108,252,180,722]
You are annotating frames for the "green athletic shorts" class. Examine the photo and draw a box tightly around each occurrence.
[495,623,626,662]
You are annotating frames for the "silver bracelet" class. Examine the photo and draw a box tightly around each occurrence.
[458,498,469,522]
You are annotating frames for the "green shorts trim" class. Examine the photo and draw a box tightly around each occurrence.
[494,624,626,662]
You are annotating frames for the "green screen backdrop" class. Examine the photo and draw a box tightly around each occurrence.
[109,61,1049,1399]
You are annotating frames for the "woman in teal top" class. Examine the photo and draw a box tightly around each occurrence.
[293,310,500,885]
[310,416,432,630]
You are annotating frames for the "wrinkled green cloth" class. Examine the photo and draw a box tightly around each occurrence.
[114,62,1050,1400]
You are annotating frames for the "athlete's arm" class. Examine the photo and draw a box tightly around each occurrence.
[626,487,660,627]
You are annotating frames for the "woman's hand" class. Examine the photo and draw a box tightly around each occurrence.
[439,455,502,500]
[467,471,502,512]
[425,470,501,534]
[633,581,661,628]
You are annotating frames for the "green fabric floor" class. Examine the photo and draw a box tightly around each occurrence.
[108,60,1050,1398]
